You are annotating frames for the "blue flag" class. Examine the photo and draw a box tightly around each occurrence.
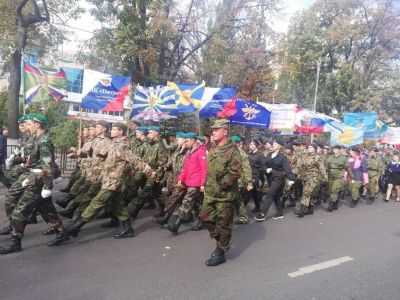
[81,76,131,112]
[198,87,237,118]
[230,98,271,128]
[343,112,379,139]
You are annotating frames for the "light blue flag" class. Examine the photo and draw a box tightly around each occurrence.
[343,112,379,139]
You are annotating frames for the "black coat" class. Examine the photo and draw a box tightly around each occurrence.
[0,134,6,163]
[265,151,295,181]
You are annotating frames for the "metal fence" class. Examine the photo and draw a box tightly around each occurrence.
[5,145,77,174]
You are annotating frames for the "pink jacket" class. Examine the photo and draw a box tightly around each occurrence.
[178,145,207,187]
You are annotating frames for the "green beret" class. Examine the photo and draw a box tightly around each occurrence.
[168,131,177,136]
[148,126,160,132]
[29,114,48,126]
[18,115,27,124]
[231,135,241,143]
[197,136,205,142]
[176,132,185,138]
[112,122,128,133]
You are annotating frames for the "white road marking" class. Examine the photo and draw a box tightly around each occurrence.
[288,256,354,278]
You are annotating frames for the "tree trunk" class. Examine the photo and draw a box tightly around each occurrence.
[7,25,28,139]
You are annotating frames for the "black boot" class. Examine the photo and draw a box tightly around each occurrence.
[295,205,307,218]
[327,201,335,212]
[350,199,358,208]
[166,216,182,235]
[367,196,374,205]
[286,198,296,207]
[0,224,12,235]
[313,199,321,206]
[153,213,171,226]
[42,227,58,235]
[47,228,70,247]
[205,248,226,266]
[191,218,205,231]
[58,203,78,219]
[26,214,37,224]
[304,205,313,215]
[65,217,87,237]
[101,217,119,228]
[114,220,135,239]
[0,235,22,254]
[55,197,72,209]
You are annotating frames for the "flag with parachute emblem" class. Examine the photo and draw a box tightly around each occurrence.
[130,85,178,122]
[23,62,68,105]
[229,97,271,128]
[167,81,205,113]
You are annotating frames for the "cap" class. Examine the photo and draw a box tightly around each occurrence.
[130,120,141,126]
[176,132,186,138]
[351,147,360,153]
[332,145,341,149]
[292,141,300,147]
[284,143,293,150]
[112,122,128,133]
[29,114,48,126]
[210,119,230,129]
[309,143,318,150]
[231,135,241,143]
[136,126,148,132]
[18,115,27,124]
[168,131,177,137]
[147,126,160,132]
[264,139,273,145]
[183,132,197,139]
[96,120,109,130]
[197,136,205,142]
[274,138,285,146]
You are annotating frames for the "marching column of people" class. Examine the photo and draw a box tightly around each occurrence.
[0,116,398,267]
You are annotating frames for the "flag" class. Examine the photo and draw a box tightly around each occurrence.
[330,126,364,147]
[294,107,325,134]
[324,117,345,133]
[198,87,237,118]
[167,81,205,113]
[81,75,131,112]
[230,98,271,128]
[343,112,380,139]
[257,103,296,130]
[23,62,67,105]
[379,127,400,145]
[130,85,178,121]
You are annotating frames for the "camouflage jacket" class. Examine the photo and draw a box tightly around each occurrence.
[166,146,187,188]
[101,136,152,191]
[142,138,168,179]
[78,137,95,177]
[367,156,385,177]
[326,154,353,179]
[299,153,328,182]
[238,148,252,189]
[204,140,242,203]
[26,133,56,189]
[85,136,112,183]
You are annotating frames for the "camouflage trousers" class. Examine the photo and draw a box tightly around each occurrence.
[6,165,26,186]
[175,187,203,221]
[200,200,235,252]
[349,180,363,200]
[64,167,81,192]
[127,177,156,219]
[81,189,129,222]
[123,172,146,206]
[300,176,321,207]
[164,186,186,214]
[0,163,11,188]
[236,188,251,222]
[328,176,344,203]
[367,175,379,198]
[4,172,31,218]
[69,175,90,200]
[76,181,102,214]
[10,173,62,235]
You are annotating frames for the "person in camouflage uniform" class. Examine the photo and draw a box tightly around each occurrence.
[153,132,188,226]
[59,124,90,193]
[295,143,328,217]
[122,126,148,206]
[166,133,207,235]
[127,126,168,220]
[230,136,252,225]
[199,119,242,267]
[57,121,111,219]
[49,122,156,246]
[0,114,64,254]
[366,148,385,204]
[326,145,353,212]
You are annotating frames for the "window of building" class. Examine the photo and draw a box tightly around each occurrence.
[63,67,84,94]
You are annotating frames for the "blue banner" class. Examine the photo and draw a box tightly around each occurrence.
[343,112,379,139]
[230,98,271,128]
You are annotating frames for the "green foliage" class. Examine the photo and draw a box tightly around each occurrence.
[48,119,79,150]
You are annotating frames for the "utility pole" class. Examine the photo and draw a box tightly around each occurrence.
[310,57,322,143]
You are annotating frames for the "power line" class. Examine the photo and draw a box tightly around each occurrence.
[53,23,95,34]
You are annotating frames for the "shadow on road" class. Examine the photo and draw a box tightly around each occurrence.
[229,221,267,259]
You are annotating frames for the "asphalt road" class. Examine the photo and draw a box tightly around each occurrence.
[0,181,399,300]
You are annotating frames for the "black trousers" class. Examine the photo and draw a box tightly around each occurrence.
[263,172,285,215]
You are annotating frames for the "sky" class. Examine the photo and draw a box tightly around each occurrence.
[61,0,315,52]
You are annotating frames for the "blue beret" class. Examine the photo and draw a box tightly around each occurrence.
[147,126,160,132]
[136,126,148,132]
[176,132,186,138]
[231,135,241,143]
[183,132,197,139]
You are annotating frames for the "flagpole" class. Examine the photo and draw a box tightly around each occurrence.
[78,108,83,150]
[196,110,202,136]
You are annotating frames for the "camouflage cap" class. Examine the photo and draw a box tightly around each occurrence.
[210,119,230,129]
[112,122,128,133]
[96,120,109,130]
